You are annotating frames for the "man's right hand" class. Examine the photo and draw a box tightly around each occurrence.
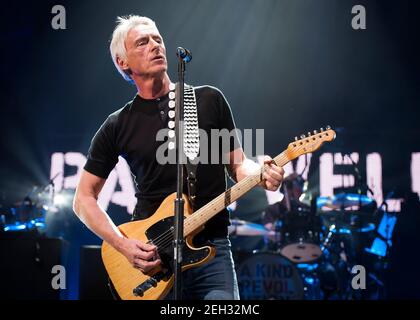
[117,238,161,273]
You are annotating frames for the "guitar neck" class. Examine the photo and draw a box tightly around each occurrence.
[184,150,291,236]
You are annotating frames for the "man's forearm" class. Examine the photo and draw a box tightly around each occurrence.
[234,158,261,182]
[73,196,124,250]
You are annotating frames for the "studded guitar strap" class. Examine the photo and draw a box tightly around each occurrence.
[167,83,200,209]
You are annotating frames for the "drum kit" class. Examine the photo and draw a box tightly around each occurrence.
[231,177,391,300]
[1,174,392,299]
[0,178,62,236]
[1,196,47,233]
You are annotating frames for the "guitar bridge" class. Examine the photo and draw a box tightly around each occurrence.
[133,271,167,297]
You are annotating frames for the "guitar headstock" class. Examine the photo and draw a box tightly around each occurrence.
[287,126,336,159]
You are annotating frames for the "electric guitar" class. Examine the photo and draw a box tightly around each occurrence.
[101,127,336,300]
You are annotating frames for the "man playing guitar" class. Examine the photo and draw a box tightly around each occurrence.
[73,15,284,300]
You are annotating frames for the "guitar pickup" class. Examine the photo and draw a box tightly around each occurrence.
[133,272,166,297]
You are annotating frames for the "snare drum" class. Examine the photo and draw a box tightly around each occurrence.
[236,252,304,300]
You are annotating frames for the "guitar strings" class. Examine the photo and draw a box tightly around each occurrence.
[145,167,261,249]
[143,168,270,250]
[145,152,294,250]
[143,140,318,250]
[146,177,253,250]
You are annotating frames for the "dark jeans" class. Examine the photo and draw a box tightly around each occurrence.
[165,237,240,300]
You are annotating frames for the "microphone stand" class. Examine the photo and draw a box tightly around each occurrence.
[173,54,186,300]
[345,153,374,199]
[43,172,61,211]
[344,152,364,293]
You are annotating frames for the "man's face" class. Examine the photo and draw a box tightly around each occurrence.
[121,24,168,78]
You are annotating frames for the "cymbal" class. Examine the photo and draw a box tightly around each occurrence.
[320,208,376,234]
[228,219,275,237]
[317,193,374,210]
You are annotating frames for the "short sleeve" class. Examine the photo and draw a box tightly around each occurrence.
[84,116,119,179]
[214,88,242,152]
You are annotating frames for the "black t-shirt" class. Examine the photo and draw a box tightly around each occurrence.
[84,85,240,239]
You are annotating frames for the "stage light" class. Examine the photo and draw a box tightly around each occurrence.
[54,194,67,206]
[53,191,74,208]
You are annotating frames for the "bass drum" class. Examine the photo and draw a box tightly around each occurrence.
[236,252,304,300]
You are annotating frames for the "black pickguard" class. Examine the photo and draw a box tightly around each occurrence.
[145,216,211,275]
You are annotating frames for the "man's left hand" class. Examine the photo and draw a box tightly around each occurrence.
[261,155,284,191]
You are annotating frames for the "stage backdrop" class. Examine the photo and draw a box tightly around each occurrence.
[0,0,419,299]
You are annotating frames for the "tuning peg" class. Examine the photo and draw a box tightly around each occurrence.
[326,125,331,130]
[300,134,306,139]
[320,127,324,132]
[313,130,318,134]
[294,136,298,141]
[307,132,311,136]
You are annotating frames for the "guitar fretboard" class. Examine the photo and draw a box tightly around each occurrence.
[184,150,290,236]
[182,127,336,236]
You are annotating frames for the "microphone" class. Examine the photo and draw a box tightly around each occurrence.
[176,47,192,63]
